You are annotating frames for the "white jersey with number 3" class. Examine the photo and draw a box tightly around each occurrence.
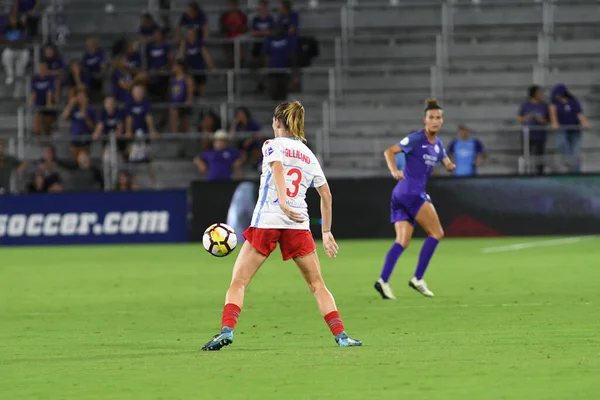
[250,137,327,230]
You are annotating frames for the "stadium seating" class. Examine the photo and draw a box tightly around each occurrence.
[5,0,600,190]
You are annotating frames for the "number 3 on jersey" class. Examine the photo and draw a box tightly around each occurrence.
[286,168,302,198]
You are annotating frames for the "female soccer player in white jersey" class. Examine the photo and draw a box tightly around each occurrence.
[202,101,362,350]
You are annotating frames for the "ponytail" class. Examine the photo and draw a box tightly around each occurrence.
[273,100,306,141]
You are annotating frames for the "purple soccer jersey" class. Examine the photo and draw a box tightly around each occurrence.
[390,129,447,225]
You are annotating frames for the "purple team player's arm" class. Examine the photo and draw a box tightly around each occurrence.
[439,145,456,173]
[383,143,405,181]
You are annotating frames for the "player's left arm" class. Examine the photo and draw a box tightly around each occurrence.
[440,146,456,172]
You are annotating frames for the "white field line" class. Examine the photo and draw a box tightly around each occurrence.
[481,236,597,254]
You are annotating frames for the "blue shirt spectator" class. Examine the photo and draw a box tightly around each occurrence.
[195,130,242,181]
[176,1,208,41]
[447,125,486,177]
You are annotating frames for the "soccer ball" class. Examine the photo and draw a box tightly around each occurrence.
[203,223,237,257]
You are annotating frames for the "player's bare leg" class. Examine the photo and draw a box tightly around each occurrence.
[375,221,414,299]
[202,242,267,351]
[294,251,362,347]
[410,202,444,297]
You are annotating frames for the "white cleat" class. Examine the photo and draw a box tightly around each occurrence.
[374,278,397,300]
[409,277,434,297]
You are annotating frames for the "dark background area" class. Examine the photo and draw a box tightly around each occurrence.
[190,175,600,241]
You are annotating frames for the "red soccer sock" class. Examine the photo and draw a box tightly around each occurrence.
[324,310,345,336]
[221,303,241,330]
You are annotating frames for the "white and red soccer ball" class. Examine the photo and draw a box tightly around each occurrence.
[203,223,238,257]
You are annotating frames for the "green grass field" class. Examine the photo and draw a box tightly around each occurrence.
[1,237,600,400]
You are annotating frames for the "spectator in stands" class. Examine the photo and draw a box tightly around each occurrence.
[262,22,296,100]
[15,0,39,37]
[0,139,22,193]
[220,0,248,68]
[518,85,549,175]
[179,27,215,97]
[194,130,242,181]
[447,125,487,177]
[125,85,159,162]
[41,44,65,103]
[92,95,127,161]
[65,60,90,101]
[68,151,104,192]
[125,41,144,76]
[114,170,138,191]
[112,54,146,104]
[22,144,64,193]
[277,0,299,36]
[81,37,106,101]
[1,12,28,87]
[147,27,173,101]
[63,88,96,160]
[139,12,159,43]
[229,106,262,156]
[175,1,208,42]
[200,109,221,150]
[549,83,590,174]
[169,60,194,134]
[25,170,48,193]
[29,62,56,137]
[251,0,274,61]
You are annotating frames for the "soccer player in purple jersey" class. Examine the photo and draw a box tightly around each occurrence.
[374,98,456,299]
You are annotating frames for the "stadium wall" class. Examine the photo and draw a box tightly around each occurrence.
[191,175,600,240]
[0,190,188,246]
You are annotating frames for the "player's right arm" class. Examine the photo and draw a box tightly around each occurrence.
[384,143,404,181]
[262,140,304,223]
[271,161,304,223]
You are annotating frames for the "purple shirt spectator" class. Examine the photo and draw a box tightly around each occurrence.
[200,147,241,181]
[147,42,171,70]
[253,15,274,33]
[18,0,38,13]
[277,11,299,35]
[262,35,296,68]
[519,100,549,141]
[125,99,152,133]
[100,109,123,135]
[179,10,207,36]
[82,49,105,74]
[31,75,55,106]
[112,69,132,103]
[68,106,96,140]
[41,54,64,72]
[126,51,143,70]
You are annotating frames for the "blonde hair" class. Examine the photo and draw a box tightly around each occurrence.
[274,101,306,141]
